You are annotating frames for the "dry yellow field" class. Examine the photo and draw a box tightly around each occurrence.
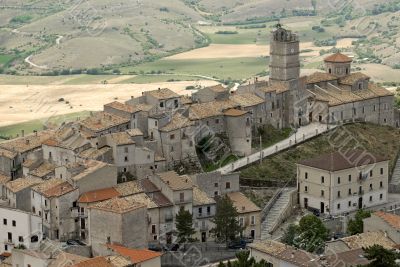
[166,39,356,60]
[0,80,218,127]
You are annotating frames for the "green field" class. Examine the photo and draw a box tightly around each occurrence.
[122,57,268,81]
[0,111,90,140]
[122,74,201,84]
[0,54,14,66]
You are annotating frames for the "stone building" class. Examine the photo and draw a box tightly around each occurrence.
[192,186,216,242]
[227,192,261,239]
[192,171,240,198]
[297,150,389,215]
[88,197,147,256]
[4,178,43,211]
[192,84,230,103]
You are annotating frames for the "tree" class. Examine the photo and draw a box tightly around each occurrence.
[347,209,371,235]
[293,214,328,253]
[211,195,243,245]
[311,0,317,11]
[282,224,299,246]
[175,207,196,243]
[363,245,398,267]
[218,251,269,267]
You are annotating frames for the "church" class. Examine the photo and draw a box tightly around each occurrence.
[238,25,400,129]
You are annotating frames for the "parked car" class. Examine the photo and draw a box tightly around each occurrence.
[148,244,162,252]
[66,239,86,246]
[307,207,321,217]
[228,240,246,249]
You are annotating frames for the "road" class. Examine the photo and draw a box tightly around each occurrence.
[217,122,335,174]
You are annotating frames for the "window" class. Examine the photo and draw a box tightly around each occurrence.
[369,196,373,202]
[374,105,376,111]
[337,191,341,198]
[321,190,324,197]
[380,168,384,175]
[348,175,352,182]
[12,220,16,227]
[124,156,128,162]
[370,183,373,190]
[348,201,352,207]
[124,147,128,153]
[321,176,324,184]
[4,245,7,251]
[380,181,383,188]
[3,219,6,225]
[380,194,383,200]
[151,225,156,234]
[170,134,175,140]
[226,182,231,189]
[370,170,373,177]
[348,188,352,195]
[337,177,341,184]
[329,68,332,74]
[251,216,255,225]
[214,191,218,196]
[7,232,12,242]
[214,183,218,188]
[198,207,202,215]
[305,186,308,192]
[45,200,47,206]
[239,217,244,227]
[180,193,184,202]
[160,102,164,108]
[305,172,308,179]
[337,203,341,210]
[174,99,179,108]
[18,236,23,242]
[207,206,211,214]
[153,235,158,241]
[215,119,219,124]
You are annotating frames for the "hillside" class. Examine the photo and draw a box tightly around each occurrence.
[240,123,400,185]
[1,0,400,75]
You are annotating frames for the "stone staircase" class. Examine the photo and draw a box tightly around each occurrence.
[261,187,295,240]
[389,156,400,193]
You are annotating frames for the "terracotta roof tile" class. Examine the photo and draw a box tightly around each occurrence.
[341,231,395,250]
[298,149,388,171]
[189,100,238,120]
[224,108,248,117]
[80,112,130,133]
[90,197,146,214]
[145,88,179,100]
[160,112,194,132]
[109,132,135,146]
[339,72,370,85]
[108,244,162,264]
[306,72,337,84]
[126,128,143,137]
[324,52,353,63]
[78,187,120,203]
[124,193,158,209]
[30,162,56,178]
[71,160,109,182]
[0,173,11,185]
[374,211,400,230]
[230,93,264,107]
[0,130,54,154]
[156,171,193,191]
[193,186,215,206]
[72,256,130,267]
[104,101,141,114]
[207,84,228,93]
[6,178,43,193]
[40,181,75,198]
[0,148,17,159]
[114,181,144,196]
[227,192,261,213]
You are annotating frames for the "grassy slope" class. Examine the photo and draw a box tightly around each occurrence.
[240,123,400,182]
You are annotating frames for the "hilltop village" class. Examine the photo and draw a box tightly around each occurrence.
[0,26,400,266]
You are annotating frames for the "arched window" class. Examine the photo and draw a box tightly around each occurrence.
[328,68,332,74]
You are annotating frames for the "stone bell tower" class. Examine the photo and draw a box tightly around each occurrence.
[269,24,300,83]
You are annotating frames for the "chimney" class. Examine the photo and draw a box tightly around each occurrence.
[26,139,30,145]
[21,130,25,137]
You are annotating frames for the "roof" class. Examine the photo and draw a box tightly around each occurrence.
[180,95,193,105]
[248,240,319,267]
[373,211,400,230]
[298,150,388,172]
[324,248,369,266]
[0,130,54,154]
[258,81,289,94]
[324,52,353,63]
[0,148,17,159]
[207,84,228,93]
[78,187,120,203]
[5,178,43,193]
[223,108,248,117]
[306,72,338,84]
[193,186,216,206]
[72,256,131,267]
[189,100,238,120]
[156,171,193,191]
[124,193,158,209]
[109,132,135,146]
[43,128,89,151]
[160,112,194,132]
[146,88,179,100]
[230,93,264,107]
[114,181,143,196]
[39,181,75,198]
[79,112,130,133]
[78,146,111,160]
[150,191,173,207]
[341,231,395,250]
[48,252,87,267]
[227,192,261,213]
[30,162,56,178]
[339,72,370,85]
[32,178,64,195]
[90,197,146,214]
[71,160,109,182]
[108,244,162,264]
[0,173,11,185]
[126,128,143,137]
[104,101,141,114]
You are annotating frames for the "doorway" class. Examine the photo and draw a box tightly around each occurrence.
[304,198,308,209]
[358,197,363,209]
[320,202,325,214]
[250,230,255,239]
[201,232,206,242]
